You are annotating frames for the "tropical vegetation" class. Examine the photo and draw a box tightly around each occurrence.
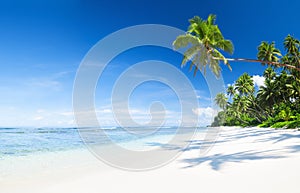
[212,35,300,128]
[173,14,300,129]
[212,64,300,128]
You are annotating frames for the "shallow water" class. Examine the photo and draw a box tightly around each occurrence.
[0,127,204,158]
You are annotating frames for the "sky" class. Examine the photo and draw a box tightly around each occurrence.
[1,0,300,127]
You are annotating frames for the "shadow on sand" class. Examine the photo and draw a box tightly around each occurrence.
[146,127,300,170]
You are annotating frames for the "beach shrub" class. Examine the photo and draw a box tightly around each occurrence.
[259,117,276,127]
[286,115,300,129]
[286,120,299,129]
[278,107,292,121]
[258,122,270,128]
[271,121,290,128]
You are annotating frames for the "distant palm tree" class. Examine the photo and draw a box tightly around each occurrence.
[226,85,235,99]
[173,15,300,78]
[225,105,240,119]
[284,35,300,57]
[276,71,292,103]
[229,94,250,124]
[257,41,282,66]
[257,79,277,109]
[234,73,254,96]
[239,96,251,113]
[214,93,228,110]
[290,80,300,106]
[223,42,299,71]
[283,35,300,77]
[263,67,276,80]
[291,79,300,95]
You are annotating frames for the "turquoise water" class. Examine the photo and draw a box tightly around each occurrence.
[0,127,201,158]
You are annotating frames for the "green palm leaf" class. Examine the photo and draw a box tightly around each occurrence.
[173,14,234,77]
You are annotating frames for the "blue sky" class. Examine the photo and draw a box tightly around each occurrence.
[1,0,300,127]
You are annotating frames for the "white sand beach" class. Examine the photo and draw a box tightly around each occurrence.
[1,126,300,193]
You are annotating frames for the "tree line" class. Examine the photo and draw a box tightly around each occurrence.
[173,14,300,128]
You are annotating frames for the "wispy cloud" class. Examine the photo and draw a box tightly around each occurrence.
[29,80,61,90]
[24,70,74,91]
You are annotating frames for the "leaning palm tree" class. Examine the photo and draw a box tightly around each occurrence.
[173,15,300,78]
[173,14,234,77]
[225,41,300,70]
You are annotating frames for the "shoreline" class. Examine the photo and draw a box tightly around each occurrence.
[211,125,300,131]
[1,126,300,193]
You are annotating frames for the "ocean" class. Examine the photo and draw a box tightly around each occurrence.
[0,126,203,159]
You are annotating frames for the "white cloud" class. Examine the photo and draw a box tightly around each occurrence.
[31,80,60,87]
[192,107,218,126]
[192,107,215,118]
[252,75,265,87]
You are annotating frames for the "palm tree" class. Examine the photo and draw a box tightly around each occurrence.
[235,73,254,96]
[289,80,300,109]
[214,93,228,110]
[263,67,276,80]
[246,94,266,122]
[222,40,298,70]
[257,79,278,110]
[290,80,300,99]
[225,105,240,120]
[284,35,300,57]
[276,71,292,103]
[229,94,250,124]
[257,41,282,66]
[173,15,300,78]
[283,35,300,78]
[173,14,234,77]
[239,96,251,113]
[226,85,235,99]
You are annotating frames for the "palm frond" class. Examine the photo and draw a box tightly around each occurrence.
[180,46,202,67]
[173,34,201,50]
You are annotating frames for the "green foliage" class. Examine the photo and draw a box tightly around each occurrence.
[173,14,234,77]
[259,117,276,128]
[213,43,300,129]
[235,73,254,95]
[214,93,228,110]
[175,14,300,129]
[211,111,226,127]
[271,121,290,128]
[257,42,282,66]
[278,108,292,121]
[286,119,300,129]
[271,119,300,129]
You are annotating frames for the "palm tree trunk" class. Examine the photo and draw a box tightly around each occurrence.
[213,57,300,72]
